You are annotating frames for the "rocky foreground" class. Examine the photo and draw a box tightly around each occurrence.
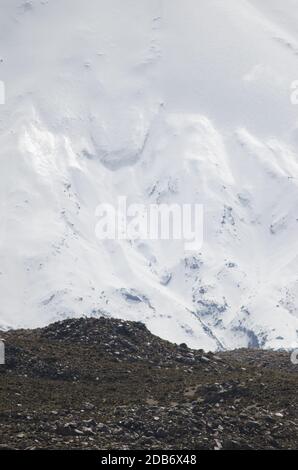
[0,317,297,450]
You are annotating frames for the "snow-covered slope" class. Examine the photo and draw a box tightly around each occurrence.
[1,0,298,350]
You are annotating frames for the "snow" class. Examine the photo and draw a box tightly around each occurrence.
[0,0,298,350]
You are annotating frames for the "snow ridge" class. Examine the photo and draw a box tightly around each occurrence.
[0,0,298,350]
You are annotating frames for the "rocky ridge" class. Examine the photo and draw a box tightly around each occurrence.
[0,317,297,450]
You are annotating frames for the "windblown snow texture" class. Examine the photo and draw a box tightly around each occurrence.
[1,0,298,350]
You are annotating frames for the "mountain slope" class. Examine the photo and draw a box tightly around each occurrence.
[1,0,298,349]
[0,317,298,450]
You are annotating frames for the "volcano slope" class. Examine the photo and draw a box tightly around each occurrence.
[2,0,298,352]
[0,317,297,450]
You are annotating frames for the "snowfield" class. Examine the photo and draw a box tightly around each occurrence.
[1,0,298,350]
